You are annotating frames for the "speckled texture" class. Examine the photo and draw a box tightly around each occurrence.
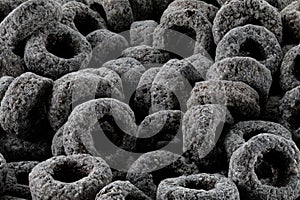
[224,121,292,160]
[126,150,199,199]
[184,53,213,80]
[212,0,282,44]
[229,134,300,200]
[29,154,112,200]
[280,45,300,93]
[130,20,158,46]
[0,153,7,196]
[0,72,53,139]
[61,1,106,36]
[157,173,240,200]
[95,180,151,200]
[217,0,294,10]
[51,125,66,156]
[24,23,92,80]
[207,57,272,106]
[128,0,153,21]
[151,0,174,21]
[0,0,62,77]
[187,80,260,120]
[0,76,14,103]
[215,25,283,75]
[281,1,300,43]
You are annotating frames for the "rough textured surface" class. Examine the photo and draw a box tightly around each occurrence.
[217,0,294,10]
[0,76,14,102]
[157,173,240,200]
[281,1,300,43]
[0,153,7,195]
[229,134,300,200]
[29,154,112,200]
[215,25,283,75]
[184,53,213,80]
[51,125,66,156]
[130,20,158,46]
[212,0,282,44]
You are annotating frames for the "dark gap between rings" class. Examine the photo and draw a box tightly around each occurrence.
[185,179,216,190]
[74,12,100,36]
[292,55,300,81]
[90,3,107,24]
[239,38,266,61]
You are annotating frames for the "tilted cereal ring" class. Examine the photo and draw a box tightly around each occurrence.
[130,20,158,46]
[24,23,92,80]
[281,1,300,43]
[229,134,300,200]
[215,25,283,75]
[95,181,151,200]
[224,121,292,160]
[0,72,53,139]
[187,80,260,120]
[0,0,62,77]
[207,57,272,106]
[212,0,282,44]
[29,154,112,200]
[61,1,106,36]
[0,153,7,195]
[157,173,240,200]
[184,53,213,80]
[126,150,199,199]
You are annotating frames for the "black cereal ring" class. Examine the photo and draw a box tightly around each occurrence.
[24,23,92,80]
[86,29,129,67]
[206,57,272,106]
[150,59,202,112]
[187,80,260,120]
[224,121,292,160]
[0,72,53,139]
[51,125,66,156]
[215,25,283,75]
[0,153,7,195]
[163,0,218,23]
[184,53,213,80]
[130,20,158,46]
[61,1,106,36]
[281,1,300,43]
[0,0,62,77]
[48,71,123,132]
[229,133,300,200]
[63,98,137,155]
[29,154,112,200]
[280,45,300,93]
[217,0,294,10]
[102,58,146,101]
[95,180,151,200]
[157,173,240,200]
[127,0,153,21]
[121,45,181,69]
[126,150,199,199]
[212,0,282,44]
[0,76,14,103]
[153,8,213,57]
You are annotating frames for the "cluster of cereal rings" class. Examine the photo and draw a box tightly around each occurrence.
[0,0,300,199]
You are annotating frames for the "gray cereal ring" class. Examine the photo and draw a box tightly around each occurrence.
[229,134,300,200]
[212,0,282,44]
[215,25,283,75]
[280,45,300,93]
[224,121,292,160]
[207,57,272,106]
[24,23,92,80]
[95,181,151,200]
[187,80,260,120]
[0,153,7,195]
[153,8,213,57]
[217,0,294,10]
[184,53,213,80]
[29,154,112,200]
[157,173,240,200]
[281,1,300,42]
[126,150,199,199]
[130,20,158,46]
[0,72,53,139]
[0,76,14,103]
[61,1,106,36]
[51,125,66,156]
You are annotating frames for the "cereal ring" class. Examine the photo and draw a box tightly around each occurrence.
[224,121,292,160]
[187,80,260,120]
[0,76,14,103]
[163,0,218,23]
[157,173,240,200]
[51,126,66,156]
[153,9,213,57]
[0,72,53,139]
[121,45,181,69]
[126,150,199,199]
[215,25,283,75]
[29,154,112,200]
[0,0,28,23]
[130,20,158,46]
[0,153,7,195]
[61,1,106,36]
[0,0,62,77]
[86,29,128,67]
[95,181,151,200]
[48,71,123,132]
[229,134,300,200]
[24,23,92,80]
[280,45,300,93]
[281,1,300,43]
[207,57,272,106]
[217,0,294,10]
[184,53,213,80]
[212,0,282,44]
